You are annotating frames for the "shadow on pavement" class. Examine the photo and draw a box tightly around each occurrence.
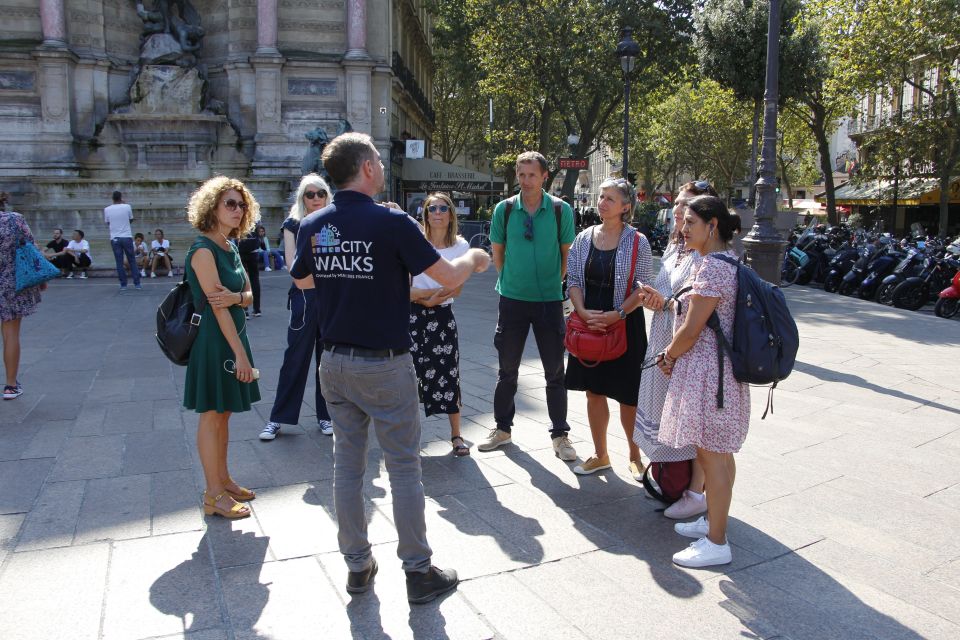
[796,361,959,415]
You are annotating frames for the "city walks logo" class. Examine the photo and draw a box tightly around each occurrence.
[310,224,374,279]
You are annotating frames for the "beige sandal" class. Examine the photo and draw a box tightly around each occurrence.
[203,491,251,519]
[225,486,256,502]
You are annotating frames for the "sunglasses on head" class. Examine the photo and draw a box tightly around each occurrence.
[304,189,327,200]
[427,204,450,213]
[223,198,248,212]
[694,180,712,191]
[523,215,534,241]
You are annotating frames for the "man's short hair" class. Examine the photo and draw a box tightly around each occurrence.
[322,132,377,188]
[112,190,122,202]
[515,151,549,174]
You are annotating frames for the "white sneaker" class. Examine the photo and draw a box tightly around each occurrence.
[674,516,710,539]
[259,422,281,440]
[664,490,708,520]
[66,273,74,279]
[265,266,272,272]
[318,420,334,436]
[672,536,732,568]
[150,272,156,278]
[552,435,577,461]
[140,269,147,277]
[477,428,512,451]
[79,272,88,279]
[167,271,174,277]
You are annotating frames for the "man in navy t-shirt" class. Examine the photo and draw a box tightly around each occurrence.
[291,132,490,604]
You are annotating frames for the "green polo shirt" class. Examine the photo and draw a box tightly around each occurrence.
[490,190,575,302]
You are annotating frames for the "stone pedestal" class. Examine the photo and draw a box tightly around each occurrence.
[128,66,205,116]
[32,48,74,135]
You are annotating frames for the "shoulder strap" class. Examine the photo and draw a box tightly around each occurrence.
[710,252,740,268]
[554,199,563,245]
[625,232,640,297]
[502,196,515,248]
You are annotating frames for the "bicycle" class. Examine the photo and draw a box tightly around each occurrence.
[469,221,492,255]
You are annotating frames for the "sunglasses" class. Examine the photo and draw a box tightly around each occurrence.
[427,204,450,213]
[694,180,712,191]
[304,190,327,200]
[523,216,534,241]
[223,198,248,212]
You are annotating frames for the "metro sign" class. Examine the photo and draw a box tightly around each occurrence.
[558,157,588,170]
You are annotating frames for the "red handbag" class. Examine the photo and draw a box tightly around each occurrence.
[564,232,640,367]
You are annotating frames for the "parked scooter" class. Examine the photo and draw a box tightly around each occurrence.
[857,243,906,299]
[823,242,860,293]
[892,253,960,311]
[838,241,882,296]
[935,269,960,318]
[874,247,927,305]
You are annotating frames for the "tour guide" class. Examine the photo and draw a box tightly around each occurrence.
[290,132,491,604]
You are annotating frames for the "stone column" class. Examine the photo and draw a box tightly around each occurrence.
[344,0,369,60]
[256,0,280,56]
[39,0,67,48]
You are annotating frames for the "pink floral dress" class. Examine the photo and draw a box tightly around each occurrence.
[657,251,750,454]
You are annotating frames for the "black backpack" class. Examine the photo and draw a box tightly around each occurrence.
[685,253,799,418]
[156,277,206,366]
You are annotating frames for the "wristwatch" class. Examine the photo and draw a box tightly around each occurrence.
[617,307,627,320]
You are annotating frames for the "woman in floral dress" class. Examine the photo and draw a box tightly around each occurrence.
[656,195,749,569]
[409,193,471,455]
[0,194,44,400]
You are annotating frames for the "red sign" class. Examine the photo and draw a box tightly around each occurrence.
[558,157,588,170]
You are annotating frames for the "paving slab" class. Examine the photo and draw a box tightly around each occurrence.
[0,457,54,514]
[75,474,152,544]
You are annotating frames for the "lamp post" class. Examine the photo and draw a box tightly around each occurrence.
[743,0,787,284]
[616,27,640,183]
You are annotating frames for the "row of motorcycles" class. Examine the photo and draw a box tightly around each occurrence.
[780,223,960,319]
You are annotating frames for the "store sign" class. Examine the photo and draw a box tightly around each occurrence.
[405,140,425,159]
[404,180,505,192]
[558,157,588,170]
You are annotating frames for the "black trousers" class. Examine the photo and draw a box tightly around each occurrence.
[239,252,261,313]
[492,296,569,437]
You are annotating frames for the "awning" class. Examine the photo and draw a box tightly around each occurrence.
[816,177,960,206]
[401,158,504,192]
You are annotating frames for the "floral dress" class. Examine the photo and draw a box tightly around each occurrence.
[658,251,751,454]
[0,212,42,322]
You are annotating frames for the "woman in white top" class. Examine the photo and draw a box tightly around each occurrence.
[150,228,173,276]
[409,193,471,455]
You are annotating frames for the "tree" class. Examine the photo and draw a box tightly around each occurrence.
[776,106,821,208]
[830,0,960,235]
[696,0,805,208]
[431,53,487,165]
[431,0,695,199]
[646,79,753,199]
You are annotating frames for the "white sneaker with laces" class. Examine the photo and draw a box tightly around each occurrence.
[318,420,334,436]
[674,516,710,539]
[79,272,88,279]
[672,536,732,568]
[167,270,174,277]
[477,428,512,451]
[664,490,708,519]
[66,273,74,279]
[140,269,147,277]
[552,435,577,461]
[150,272,156,278]
[265,266,272,272]
[259,422,281,440]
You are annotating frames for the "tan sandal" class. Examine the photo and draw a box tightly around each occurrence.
[203,491,251,519]
[225,486,256,502]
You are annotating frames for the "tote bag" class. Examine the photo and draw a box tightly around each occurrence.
[13,222,60,292]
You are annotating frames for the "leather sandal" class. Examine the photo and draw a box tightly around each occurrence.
[225,486,256,502]
[451,436,470,457]
[203,491,251,519]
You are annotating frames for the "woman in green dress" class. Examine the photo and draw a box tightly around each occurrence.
[184,176,262,519]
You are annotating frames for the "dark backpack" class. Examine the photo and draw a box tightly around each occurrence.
[156,277,206,366]
[502,195,564,247]
[642,460,693,504]
[695,253,799,418]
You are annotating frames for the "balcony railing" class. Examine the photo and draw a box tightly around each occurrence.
[392,52,436,125]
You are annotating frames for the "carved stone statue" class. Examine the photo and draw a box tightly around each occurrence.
[301,120,353,176]
[133,0,204,67]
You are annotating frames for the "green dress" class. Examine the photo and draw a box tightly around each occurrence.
[183,236,261,413]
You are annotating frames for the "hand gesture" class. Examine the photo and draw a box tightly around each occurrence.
[208,283,236,309]
[639,284,665,311]
[470,249,491,272]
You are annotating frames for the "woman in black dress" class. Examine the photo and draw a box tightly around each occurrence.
[565,178,653,475]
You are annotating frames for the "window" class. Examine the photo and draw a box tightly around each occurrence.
[796,190,807,199]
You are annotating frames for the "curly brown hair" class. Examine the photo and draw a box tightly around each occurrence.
[187,176,259,238]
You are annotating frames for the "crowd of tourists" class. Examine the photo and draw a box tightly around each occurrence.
[0,135,751,604]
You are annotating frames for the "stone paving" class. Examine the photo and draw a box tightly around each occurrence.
[1,265,959,640]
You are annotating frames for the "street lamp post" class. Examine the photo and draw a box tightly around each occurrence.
[616,27,640,183]
[743,0,787,284]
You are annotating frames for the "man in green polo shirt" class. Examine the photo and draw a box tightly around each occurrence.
[480,151,578,461]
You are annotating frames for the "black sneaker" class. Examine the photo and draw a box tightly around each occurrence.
[346,559,378,594]
[406,565,458,604]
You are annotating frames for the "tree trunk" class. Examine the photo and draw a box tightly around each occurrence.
[811,109,838,226]
[938,170,950,237]
[748,97,761,208]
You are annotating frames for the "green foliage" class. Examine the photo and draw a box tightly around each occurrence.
[777,107,821,205]
[845,212,864,229]
[645,79,752,198]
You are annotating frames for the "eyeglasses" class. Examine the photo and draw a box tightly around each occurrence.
[694,180,712,191]
[223,198,248,212]
[523,216,534,241]
[304,190,327,200]
[426,204,450,213]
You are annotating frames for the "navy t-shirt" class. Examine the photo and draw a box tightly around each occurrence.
[290,190,441,350]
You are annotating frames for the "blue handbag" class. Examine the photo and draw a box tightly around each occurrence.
[14,225,60,292]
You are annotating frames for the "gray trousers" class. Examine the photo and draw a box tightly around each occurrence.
[319,350,432,573]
